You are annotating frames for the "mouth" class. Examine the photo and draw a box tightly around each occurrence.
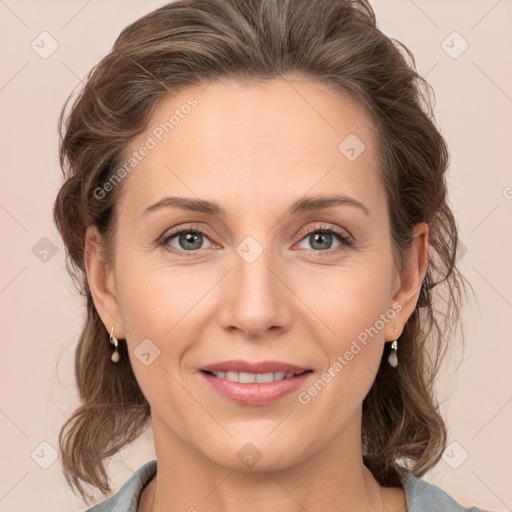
[198,360,314,405]
[200,369,312,383]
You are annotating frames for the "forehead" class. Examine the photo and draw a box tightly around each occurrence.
[118,78,383,219]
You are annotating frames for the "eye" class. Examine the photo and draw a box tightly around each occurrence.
[160,226,216,257]
[295,223,352,255]
[159,222,353,258]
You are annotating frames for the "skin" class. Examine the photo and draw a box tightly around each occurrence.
[85,78,428,511]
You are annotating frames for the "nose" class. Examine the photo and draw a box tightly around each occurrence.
[217,241,294,339]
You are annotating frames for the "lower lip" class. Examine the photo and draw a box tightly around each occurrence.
[199,371,312,406]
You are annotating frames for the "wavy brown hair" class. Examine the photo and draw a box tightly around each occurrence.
[53,0,469,503]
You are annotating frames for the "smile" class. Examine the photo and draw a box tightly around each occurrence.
[199,369,313,405]
[202,369,310,383]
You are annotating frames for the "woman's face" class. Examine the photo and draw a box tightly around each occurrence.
[87,79,426,471]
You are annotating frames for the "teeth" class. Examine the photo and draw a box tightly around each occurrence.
[226,371,238,382]
[269,371,285,382]
[209,370,299,383]
[239,372,256,383]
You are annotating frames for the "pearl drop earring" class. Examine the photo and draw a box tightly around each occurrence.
[388,328,399,368]
[109,326,120,363]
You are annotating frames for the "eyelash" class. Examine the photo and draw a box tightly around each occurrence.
[159,223,353,258]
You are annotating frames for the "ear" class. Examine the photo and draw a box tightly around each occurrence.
[84,225,127,339]
[385,222,429,342]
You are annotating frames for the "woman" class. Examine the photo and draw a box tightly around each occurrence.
[53,0,490,510]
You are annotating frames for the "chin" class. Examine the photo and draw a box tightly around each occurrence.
[204,435,309,473]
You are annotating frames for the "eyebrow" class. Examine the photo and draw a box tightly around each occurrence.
[141,193,371,219]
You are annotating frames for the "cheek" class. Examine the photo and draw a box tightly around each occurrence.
[115,256,209,340]
[295,279,391,435]
[113,256,220,404]
[293,261,394,341]
[114,265,196,417]
[295,264,394,397]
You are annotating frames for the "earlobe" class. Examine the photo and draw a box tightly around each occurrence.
[84,225,126,339]
[386,222,429,341]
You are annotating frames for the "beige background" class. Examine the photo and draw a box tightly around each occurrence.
[1,1,511,511]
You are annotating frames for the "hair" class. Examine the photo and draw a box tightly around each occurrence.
[53,0,469,503]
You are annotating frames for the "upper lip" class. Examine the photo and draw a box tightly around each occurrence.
[201,359,311,374]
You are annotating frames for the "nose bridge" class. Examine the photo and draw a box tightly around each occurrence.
[234,231,280,303]
[221,229,290,335]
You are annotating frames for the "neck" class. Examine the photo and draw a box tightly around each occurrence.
[138,414,404,512]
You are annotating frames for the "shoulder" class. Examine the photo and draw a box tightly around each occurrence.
[400,469,495,512]
[83,459,157,512]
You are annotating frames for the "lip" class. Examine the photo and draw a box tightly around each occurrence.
[200,359,311,374]
[199,370,312,406]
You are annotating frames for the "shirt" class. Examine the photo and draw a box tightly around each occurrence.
[84,459,493,512]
